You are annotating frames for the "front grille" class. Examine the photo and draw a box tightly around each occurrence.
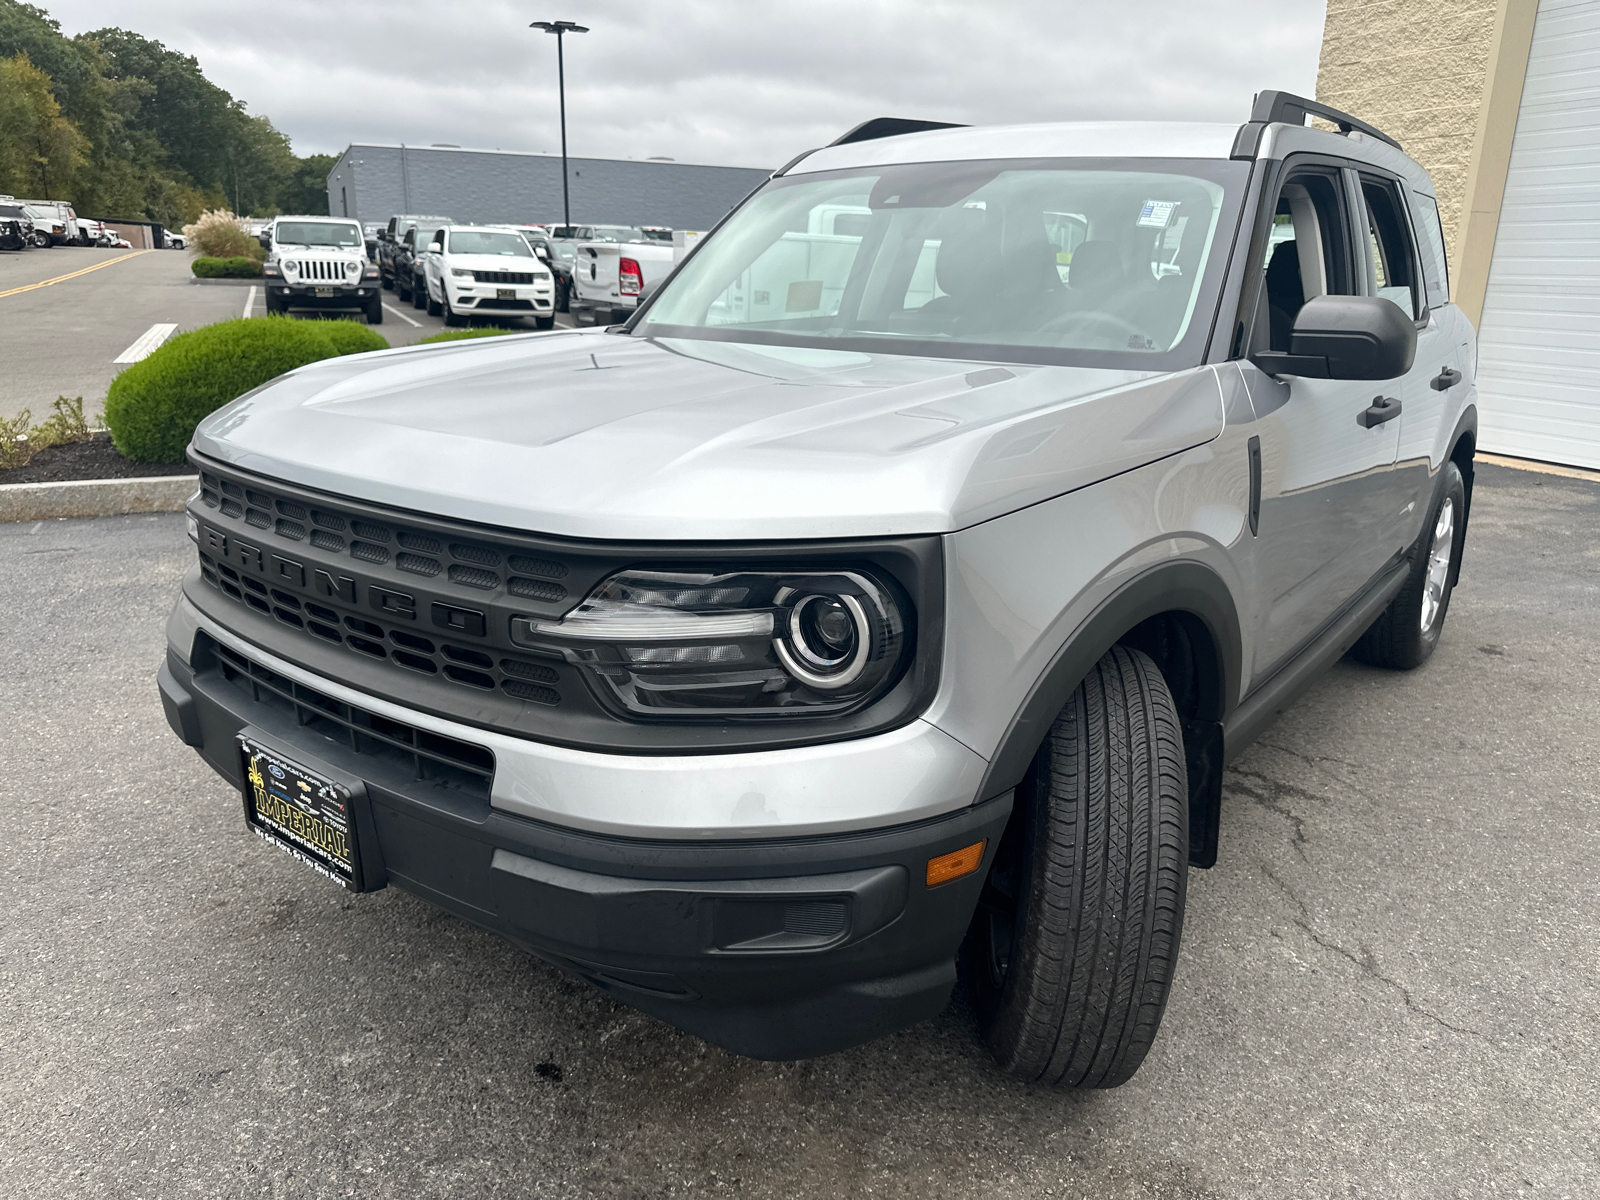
[205,634,495,800]
[473,270,536,285]
[464,297,535,310]
[288,259,353,282]
[197,469,570,607]
[198,549,563,708]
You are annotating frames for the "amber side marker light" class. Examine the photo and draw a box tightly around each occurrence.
[926,840,987,888]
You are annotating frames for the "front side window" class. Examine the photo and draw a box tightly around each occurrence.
[639,158,1246,368]
[1254,169,1358,353]
[274,221,363,248]
[444,230,535,257]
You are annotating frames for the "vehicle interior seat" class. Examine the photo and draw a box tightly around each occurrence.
[1264,240,1305,350]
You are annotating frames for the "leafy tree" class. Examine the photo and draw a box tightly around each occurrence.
[0,52,88,198]
[278,152,335,216]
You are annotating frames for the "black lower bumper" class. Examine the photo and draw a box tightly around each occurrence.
[270,285,374,309]
[160,639,1007,1059]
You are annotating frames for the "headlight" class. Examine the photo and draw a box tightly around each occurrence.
[282,261,297,274]
[451,268,473,277]
[509,568,910,719]
[534,271,551,281]
[345,261,360,275]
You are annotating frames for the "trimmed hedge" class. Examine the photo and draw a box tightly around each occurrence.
[418,327,521,345]
[104,317,390,462]
[191,256,262,278]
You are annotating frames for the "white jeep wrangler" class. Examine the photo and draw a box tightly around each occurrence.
[261,216,383,324]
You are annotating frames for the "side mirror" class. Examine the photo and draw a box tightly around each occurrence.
[1251,294,1416,381]
[534,244,550,262]
[427,241,442,254]
[257,233,271,249]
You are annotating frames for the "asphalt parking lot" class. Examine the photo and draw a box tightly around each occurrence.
[1,462,1596,1199]
[0,246,573,424]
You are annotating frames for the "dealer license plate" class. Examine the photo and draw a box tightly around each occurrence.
[496,288,515,299]
[240,737,359,889]
[314,286,336,297]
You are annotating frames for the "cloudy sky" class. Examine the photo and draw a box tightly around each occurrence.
[47,0,1328,168]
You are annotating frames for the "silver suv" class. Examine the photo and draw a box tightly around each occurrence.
[158,93,1476,1087]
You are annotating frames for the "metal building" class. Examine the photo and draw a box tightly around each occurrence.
[325,143,771,232]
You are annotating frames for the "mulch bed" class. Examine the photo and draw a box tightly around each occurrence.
[0,432,190,485]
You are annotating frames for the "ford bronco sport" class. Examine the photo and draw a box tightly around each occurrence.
[159,93,1476,1087]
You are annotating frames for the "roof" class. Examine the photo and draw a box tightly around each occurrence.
[790,121,1244,175]
[333,143,766,174]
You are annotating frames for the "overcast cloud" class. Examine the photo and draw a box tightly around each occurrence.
[46,0,1328,168]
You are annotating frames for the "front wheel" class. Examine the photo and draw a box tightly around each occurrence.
[33,231,50,248]
[965,645,1188,1088]
[380,273,393,291]
[1352,459,1467,670]
[533,314,555,331]
[365,296,383,325]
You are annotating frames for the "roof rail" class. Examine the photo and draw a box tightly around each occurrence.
[1231,89,1402,160]
[828,117,967,147]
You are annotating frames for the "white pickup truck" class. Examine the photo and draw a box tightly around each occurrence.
[569,229,699,325]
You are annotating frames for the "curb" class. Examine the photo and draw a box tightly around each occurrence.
[0,475,196,522]
[189,276,260,286]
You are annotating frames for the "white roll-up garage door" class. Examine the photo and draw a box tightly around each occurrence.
[1475,0,1600,468]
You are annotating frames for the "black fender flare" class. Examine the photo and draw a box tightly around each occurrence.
[1445,403,1478,586]
[974,560,1243,805]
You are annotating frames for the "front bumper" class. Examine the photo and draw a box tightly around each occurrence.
[445,279,553,315]
[269,283,375,308]
[161,596,1006,1058]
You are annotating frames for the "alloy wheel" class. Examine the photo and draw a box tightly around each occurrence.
[1420,496,1455,632]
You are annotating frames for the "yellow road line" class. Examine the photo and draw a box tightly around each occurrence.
[1477,452,1600,483]
[0,250,151,299]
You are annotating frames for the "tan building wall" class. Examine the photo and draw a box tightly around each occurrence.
[1316,0,1500,250]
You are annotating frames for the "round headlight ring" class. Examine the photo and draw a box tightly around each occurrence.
[775,592,872,690]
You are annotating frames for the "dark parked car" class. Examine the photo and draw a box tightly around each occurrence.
[376,214,452,292]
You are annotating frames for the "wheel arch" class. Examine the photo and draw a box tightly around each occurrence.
[972,561,1242,868]
[1446,403,1477,586]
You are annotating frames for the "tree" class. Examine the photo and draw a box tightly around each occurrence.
[278,153,335,216]
[0,52,88,199]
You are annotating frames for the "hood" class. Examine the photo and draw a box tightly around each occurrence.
[193,330,1226,541]
[447,253,546,270]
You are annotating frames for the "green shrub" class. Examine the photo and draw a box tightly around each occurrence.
[317,319,389,356]
[191,257,226,278]
[222,256,262,277]
[417,327,522,345]
[104,317,383,462]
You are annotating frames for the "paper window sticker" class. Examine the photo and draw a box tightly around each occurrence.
[1137,200,1178,228]
[1163,216,1189,250]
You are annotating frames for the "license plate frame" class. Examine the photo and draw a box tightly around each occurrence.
[238,733,378,892]
[314,286,336,297]
[496,288,516,299]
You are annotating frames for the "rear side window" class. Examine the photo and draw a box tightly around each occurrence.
[1360,176,1422,320]
[1409,192,1450,309]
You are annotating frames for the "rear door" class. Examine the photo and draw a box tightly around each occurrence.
[1238,159,1405,678]
[1355,170,1462,534]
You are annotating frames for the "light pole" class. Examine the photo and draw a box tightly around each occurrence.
[529,20,589,228]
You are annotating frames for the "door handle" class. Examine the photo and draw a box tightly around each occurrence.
[1430,367,1462,391]
[1358,396,1402,428]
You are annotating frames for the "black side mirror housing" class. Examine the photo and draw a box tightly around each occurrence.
[257,233,271,249]
[1251,294,1416,380]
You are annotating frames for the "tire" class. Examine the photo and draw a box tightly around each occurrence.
[428,287,444,319]
[441,291,464,326]
[412,277,428,310]
[265,295,286,315]
[33,231,50,248]
[555,276,570,313]
[381,273,394,291]
[1352,459,1467,670]
[396,273,412,302]
[365,296,383,325]
[534,314,555,331]
[965,645,1188,1088]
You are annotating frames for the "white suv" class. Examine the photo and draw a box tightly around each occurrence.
[261,216,383,323]
[420,226,556,329]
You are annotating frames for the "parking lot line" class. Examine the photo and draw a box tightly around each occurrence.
[0,250,150,299]
[113,323,179,364]
[243,286,256,318]
[382,302,422,328]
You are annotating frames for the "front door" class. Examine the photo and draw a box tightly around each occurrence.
[1239,162,1405,681]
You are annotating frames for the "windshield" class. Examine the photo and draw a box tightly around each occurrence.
[446,230,534,257]
[274,221,364,248]
[639,158,1247,368]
